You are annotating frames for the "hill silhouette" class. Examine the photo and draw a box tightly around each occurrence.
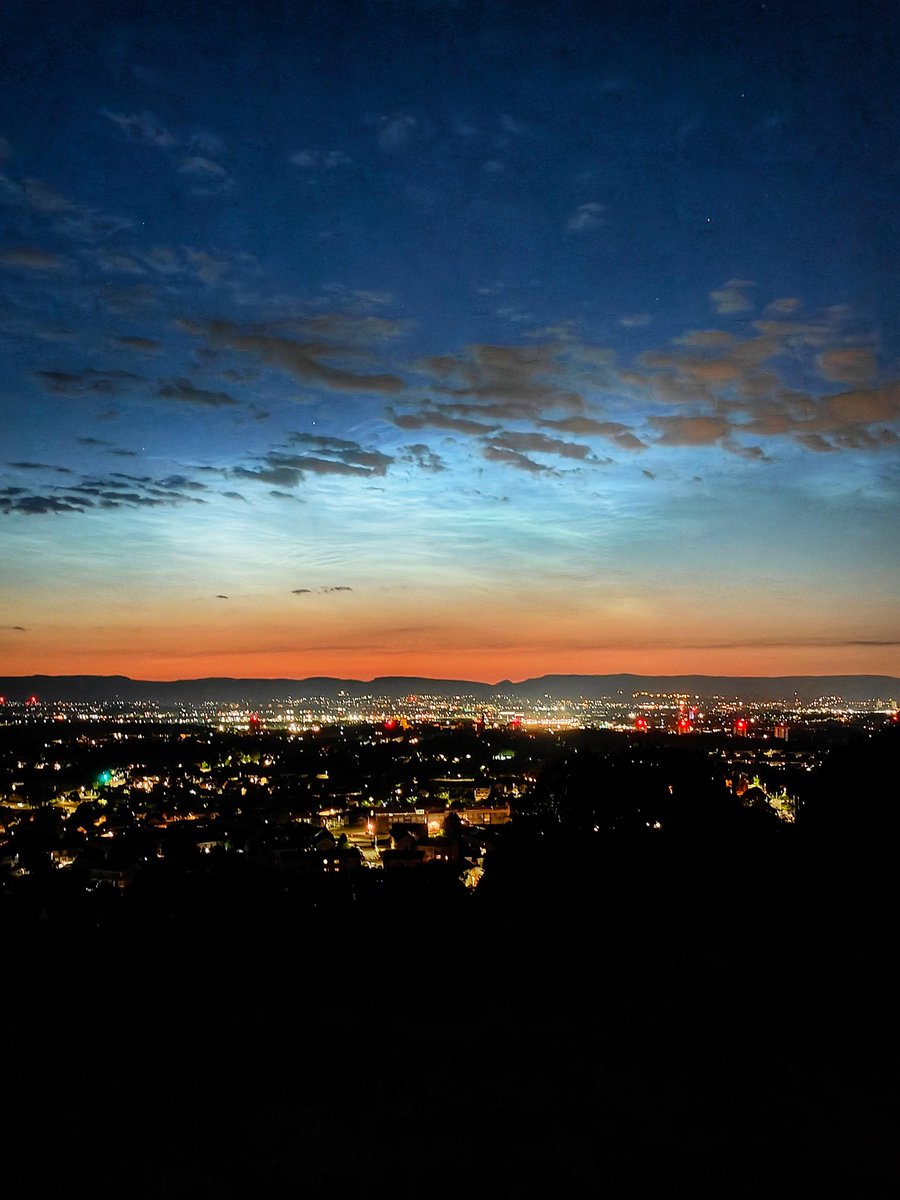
[1,672,897,704]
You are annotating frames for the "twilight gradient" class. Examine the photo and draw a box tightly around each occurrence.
[1,0,898,681]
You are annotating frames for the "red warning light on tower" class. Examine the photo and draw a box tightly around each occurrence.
[677,715,692,734]
[635,716,649,732]
[248,712,261,732]
[26,695,39,706]
[734,718,749,736]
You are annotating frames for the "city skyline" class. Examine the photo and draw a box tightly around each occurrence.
[2,0,899,682]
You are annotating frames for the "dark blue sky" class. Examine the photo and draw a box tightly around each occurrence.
[2,0,898,680]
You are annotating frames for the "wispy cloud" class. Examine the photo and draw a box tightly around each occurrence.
[0,246,65,270]
[231,433,394,489]
[709,278,755,315]
[539,416,647,452]
[1,169,133,245]
[177,156,233,195]
[182,318,405,395]
[286,432,393,474]
[389,408,500,436]
[35,367,143,396]
[816,347,877,384]
[102,111,179,147]
[8,461,72,473]
[649,414,734,446]
[403,443,446,473]
[485,429,594,462]
[620,313,653,328]
[566,202,606,234]
[179,156,229,179]
[416,342,586,415]
[392,300,900,468]
[157,379,236,407]
[482,444,549,473]
[289,149,353,169]
[103,110,233,194]
[116,336,160,353]
[376,112,422,151]
[291,585,352,595]
[0,494,88,514]
[1,463,216,516]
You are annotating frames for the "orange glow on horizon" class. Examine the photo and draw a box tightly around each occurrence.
[2,636,897,682]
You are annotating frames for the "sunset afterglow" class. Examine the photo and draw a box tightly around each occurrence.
[2,1,898,681]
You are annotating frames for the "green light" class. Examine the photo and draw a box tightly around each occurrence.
[97,770,112,786]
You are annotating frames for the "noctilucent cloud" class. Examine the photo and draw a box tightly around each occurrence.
[2,0,898,681]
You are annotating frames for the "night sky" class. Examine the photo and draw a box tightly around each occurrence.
[2,0,898,681]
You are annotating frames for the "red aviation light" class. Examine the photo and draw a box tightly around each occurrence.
[734,718,748,734]
[635,716,649,731]
[383,718,397,731]
[27,695,39,706]
[677,716,692,733]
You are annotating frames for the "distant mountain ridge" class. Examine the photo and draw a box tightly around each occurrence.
[1,673,898,704]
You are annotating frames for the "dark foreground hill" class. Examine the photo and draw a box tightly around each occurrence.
[1,671,898,704]
[2,846,897,1200]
